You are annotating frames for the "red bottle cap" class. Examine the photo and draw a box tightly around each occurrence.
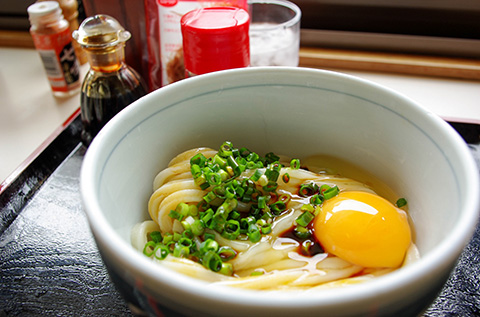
[181,7,250,76]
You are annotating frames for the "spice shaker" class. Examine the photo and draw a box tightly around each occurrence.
[73,14,147,147]
[181,7,250,77]
[37,0,88,64]
[28,1,81,97]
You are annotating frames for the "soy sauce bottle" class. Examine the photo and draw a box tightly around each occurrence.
[73,14,147,146]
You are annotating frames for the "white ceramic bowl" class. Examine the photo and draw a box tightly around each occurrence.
[80,67,479,316]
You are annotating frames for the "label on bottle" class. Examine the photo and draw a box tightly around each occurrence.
[31,27,81,93]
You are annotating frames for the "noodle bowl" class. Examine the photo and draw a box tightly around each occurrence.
[80,67,479,316]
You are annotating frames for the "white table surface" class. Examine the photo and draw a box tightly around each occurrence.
[1,46,480,183]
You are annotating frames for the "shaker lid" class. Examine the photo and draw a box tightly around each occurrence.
[181,7,250,75]
[73,14,130,48]
[27,1,62,20]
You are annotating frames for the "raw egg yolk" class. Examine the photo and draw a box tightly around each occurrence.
[314,191,411,268]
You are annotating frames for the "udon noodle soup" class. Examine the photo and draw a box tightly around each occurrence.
[132,142,418,291]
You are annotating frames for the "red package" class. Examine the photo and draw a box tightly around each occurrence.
[145,0,248,89]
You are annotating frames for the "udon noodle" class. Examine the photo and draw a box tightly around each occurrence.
[132,143,418,291]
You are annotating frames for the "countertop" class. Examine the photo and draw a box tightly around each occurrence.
[0,47,87,184]
[1,46,480,184]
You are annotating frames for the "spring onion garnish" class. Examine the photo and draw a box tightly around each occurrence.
[290,158,300,169]
[396,198,408,208]
[292,184,339,239]
[143,241,156,257]
[295,210,315,227]
[142,141,344,274]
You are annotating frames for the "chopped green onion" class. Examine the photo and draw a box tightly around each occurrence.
[270,201,287,216]
[219,141,233,157]
[190,153,206,166]
[203,191,217,204]
[168,209,182,221]
[396,198,408,208]
[153,244,169,260]
[178,237,193,248]
[225,186,236,199]
[177,202,191,217]
[162,234,173,245]
[213,154,227,168]
[183,229,193,239]
[201,208,214,225]
[191,219,205,236]
[299,183,319,197]
[229,210,241,220]
[296,211,315,227]
[278,193,291,204]
[157,141,334,270]
[189,204,198,217]
[300,204,315,213]
[211,211,226,232]
[246,152,259,162]
[310,194,324,206]
[263,181,278,192]
[203,232,215,241]
[206,172,222,186]
[181,217,193,231]
[301,240,316,256]
[236,156,247,167]
[194,174,209,189]
[258,174,268,187]
[258,195,267,209]
[239,147,250,157]
[247,224,261,243]
[143,241,156,257]
[212,186,226,200]
[219,262,234,276]
[250,270,264,276]
[250,169,263,182]
[173,244,190,257]
[322,185,339,200]
[149,231,163,243]
[290,158,300,169]
[200,239,219,254]
[190,164,202,178]
[173,232,182,241]
[294,226,312,239]
[222,220,240,240]
[265,152,280,163]
[218,246,236,261]
[202,251,223,272]
[265,169,280,182]
[256,219,272,234]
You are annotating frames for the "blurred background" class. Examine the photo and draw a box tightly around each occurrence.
[1,0,479,58]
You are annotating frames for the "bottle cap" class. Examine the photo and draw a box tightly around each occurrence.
[28,1,62,21]
[181,7,250,75]
[73,14,131,49]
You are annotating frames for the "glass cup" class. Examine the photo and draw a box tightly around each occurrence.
[248,0,302,66]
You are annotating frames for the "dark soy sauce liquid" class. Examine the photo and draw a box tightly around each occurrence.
[80,67,147,146]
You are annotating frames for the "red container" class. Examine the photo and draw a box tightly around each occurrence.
[181,7,250,77]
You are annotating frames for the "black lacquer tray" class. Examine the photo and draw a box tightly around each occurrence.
[1,113,479,316]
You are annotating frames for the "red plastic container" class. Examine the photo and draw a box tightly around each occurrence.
[181,7,250,77]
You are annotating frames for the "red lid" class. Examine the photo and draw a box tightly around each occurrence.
[181,7,250,75]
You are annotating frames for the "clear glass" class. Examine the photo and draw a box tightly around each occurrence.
[248,0,301,66]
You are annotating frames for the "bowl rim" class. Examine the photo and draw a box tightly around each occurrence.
[80,67,480,312]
